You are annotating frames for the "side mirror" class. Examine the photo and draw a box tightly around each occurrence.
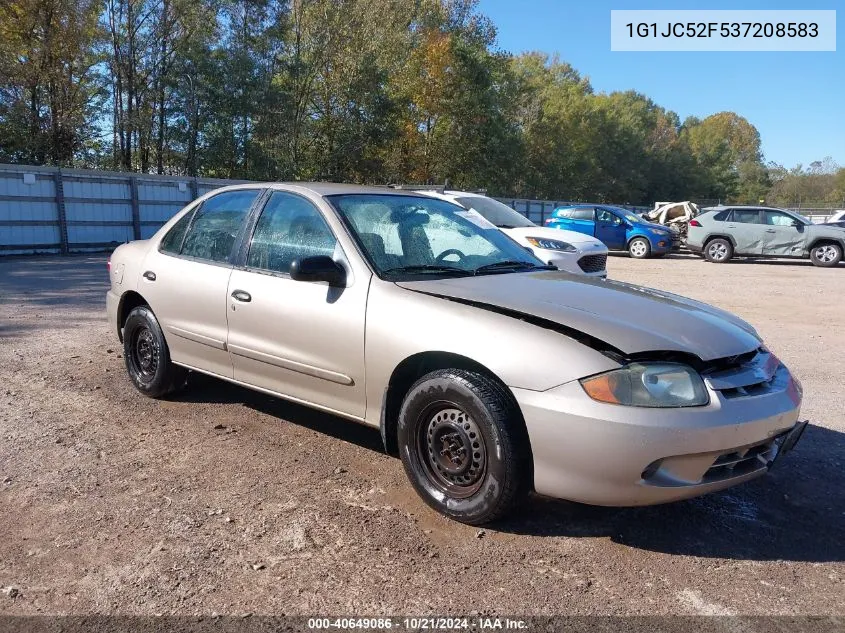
[289,256,346,287]
[792,219,802,227]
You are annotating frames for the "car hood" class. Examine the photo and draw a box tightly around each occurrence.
[397,272,761,362]
[502,226,606,248]
[636,220,671,232]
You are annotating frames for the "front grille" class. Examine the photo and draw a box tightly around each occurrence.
[702,348,787,400]
[578,253,607,273]
[702,433,786,483]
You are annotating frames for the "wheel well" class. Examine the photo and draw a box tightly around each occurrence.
[627,235,651,247]
[380,352,517,457]
[809,238,844,252]
[116,291,149,341]
[703,234,735,248]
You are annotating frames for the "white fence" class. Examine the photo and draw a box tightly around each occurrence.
[0,163,838,255]
[0,164,248,255]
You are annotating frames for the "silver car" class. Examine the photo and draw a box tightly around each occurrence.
[106,184,807,525]
[688,205,845,267]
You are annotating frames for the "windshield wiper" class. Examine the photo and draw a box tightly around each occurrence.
[381,265,473,277]
[473,260,555,275]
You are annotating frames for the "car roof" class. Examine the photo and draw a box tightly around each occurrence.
[213,182,436,198]
[703,205,789,212]
[556,204,629,212]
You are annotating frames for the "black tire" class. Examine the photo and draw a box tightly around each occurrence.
[397,369,531,525]
[123,305,187,398]
[809,242,842,267]
[704,238,733,263]
[628,237,651,259]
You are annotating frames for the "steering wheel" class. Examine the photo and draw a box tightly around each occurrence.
[435,248,467,263]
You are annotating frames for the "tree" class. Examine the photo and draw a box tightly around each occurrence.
[0,0,105,165]
[680,112,768,202]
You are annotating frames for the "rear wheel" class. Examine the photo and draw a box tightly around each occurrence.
[810,243,842,267]
[628,237,651,259]
[123,306,187,398]
[704,238,733,263]
[397,369,531,525]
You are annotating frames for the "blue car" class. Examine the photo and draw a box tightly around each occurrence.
[545,205,679,259]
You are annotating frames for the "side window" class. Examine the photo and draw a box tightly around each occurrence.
[596,208,620,224]
[181,190,259,263]
[571,208,594,221]
[555,209,572,218]
[159,209,194,254]
[713,210,730,221]
[247,191,337,274]
[730,209,762,224]
[764,211,795,226]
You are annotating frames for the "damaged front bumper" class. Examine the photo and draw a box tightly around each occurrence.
[512,360,804,506]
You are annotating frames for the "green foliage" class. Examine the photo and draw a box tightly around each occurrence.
[0,0,809,206]
[766,158,844,207]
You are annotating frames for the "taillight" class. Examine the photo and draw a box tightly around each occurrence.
[689,219,702,227]
[107,259,111,272]
[544,218,553,225]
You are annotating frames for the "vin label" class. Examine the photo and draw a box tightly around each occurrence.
[610,10,836,51]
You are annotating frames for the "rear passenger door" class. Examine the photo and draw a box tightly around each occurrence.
[761,210,807,257]
[554,207,596,238]
[141,189,261,377]
[726,209,765,255]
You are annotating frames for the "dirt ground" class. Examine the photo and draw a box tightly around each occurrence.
[0,253,843,617]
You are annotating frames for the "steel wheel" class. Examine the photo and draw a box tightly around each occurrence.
[130,326,159,382]
[418,406,487,498]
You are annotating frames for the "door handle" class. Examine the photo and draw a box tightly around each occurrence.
[765,229,776,233]
[231,290,251,303]
[143,270,156,281]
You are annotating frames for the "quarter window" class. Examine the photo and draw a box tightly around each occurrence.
[713,210,730,221]
[247,191,337,274]
[181,190,259,263]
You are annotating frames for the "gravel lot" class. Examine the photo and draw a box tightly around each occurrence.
[0,253,843,617]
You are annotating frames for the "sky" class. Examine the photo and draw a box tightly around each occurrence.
[478,0,844,169]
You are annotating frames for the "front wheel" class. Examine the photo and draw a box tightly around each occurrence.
[810,243,842,267]
[123,306,187,398]
[628,237,651,259]
[397,369,531,525]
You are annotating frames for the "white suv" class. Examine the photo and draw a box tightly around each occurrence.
[419,190,609,277]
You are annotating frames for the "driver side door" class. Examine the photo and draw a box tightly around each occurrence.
[761,210,807,257]
[595,208,627,250]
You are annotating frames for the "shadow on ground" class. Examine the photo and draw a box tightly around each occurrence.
[609,251,842,268]
[181,372,844,564]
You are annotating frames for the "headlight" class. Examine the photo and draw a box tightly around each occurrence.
[526,237,577,252]
[580,363,709,408]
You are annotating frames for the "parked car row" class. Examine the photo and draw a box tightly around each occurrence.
[434,191,844,270]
